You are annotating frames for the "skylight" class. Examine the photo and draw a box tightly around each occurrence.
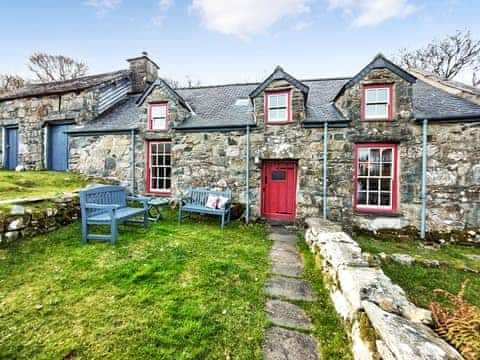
[235,98,249,106]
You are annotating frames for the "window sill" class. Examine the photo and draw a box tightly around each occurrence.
[146,191,172,196]
[354,210,401,218]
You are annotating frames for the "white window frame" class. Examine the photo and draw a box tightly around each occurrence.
[148,141,172,193]
[364,87,391,120]
[149,103,168,131]
[266,91,290,123]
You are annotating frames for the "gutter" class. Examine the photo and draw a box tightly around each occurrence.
[67,128,138,136]
[413,114,480,123]
[174,125,256,133]
[420,119,428,239]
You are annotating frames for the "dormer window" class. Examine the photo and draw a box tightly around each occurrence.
[148,103,168,131]
[362,84,393,120]
[265,90,291,124]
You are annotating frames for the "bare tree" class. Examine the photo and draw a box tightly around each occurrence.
[163,76,201,89]
[397,30,480,85]
[28,52,89,82]
[0,74,26,94]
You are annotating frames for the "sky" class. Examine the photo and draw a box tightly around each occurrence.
[0,0,479,86]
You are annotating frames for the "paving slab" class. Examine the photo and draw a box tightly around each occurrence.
[266,300,313,330]
[268,233,298,243]
[271,263,304,278]
[265,277,317,301]
[271,241,298,253]
[269,249,302,266]
[263,327,319,360]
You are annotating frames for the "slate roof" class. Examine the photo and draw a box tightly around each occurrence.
[413,80,480,120]
[68,94,141,134]
[0,70,130,101]
[67,75,480,133]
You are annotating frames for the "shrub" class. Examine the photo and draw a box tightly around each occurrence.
[430,280,480,360]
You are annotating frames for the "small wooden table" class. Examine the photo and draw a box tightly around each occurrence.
[147,198,169,222]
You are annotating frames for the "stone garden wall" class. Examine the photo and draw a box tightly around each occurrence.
[305,217,463,360]
[0,195,81,245]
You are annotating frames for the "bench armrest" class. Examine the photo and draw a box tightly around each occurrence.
[84,203,120,210]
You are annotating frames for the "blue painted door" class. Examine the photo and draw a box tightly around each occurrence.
[4,128,18,170]
[48,124,72,171]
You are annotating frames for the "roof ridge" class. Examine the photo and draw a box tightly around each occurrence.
[174,76,352,91]
[26,69,130,87]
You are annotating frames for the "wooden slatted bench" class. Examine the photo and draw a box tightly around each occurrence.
[178,188,232,229]
[80,185,149,244]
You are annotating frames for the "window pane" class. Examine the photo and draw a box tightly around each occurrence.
[369,163,380,176]
[357,191,367,205]
[377,89,388,102]
[358,163,368,177]
[382,163,392,177]
[365,104,376,118]
[153,117,166,130]
[357,178,368,191]
[380,179,391,192]
[358,149,369,162]
[277,94,287,107]
[382,149,392,162]
[369,179,379,191]
[151,104,167,117]
[370,149,380,162]
[380,192,391,206]
[269,95,278,107]
[375,104,388,117]
[368,191,379,206]
[366,89,376,103]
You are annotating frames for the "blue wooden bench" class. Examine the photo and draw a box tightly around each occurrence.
[178,188,232,229]
[80,185,149,244]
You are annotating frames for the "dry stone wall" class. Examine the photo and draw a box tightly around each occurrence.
[305,217,463,360]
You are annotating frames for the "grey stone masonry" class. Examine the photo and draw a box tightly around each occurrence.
[305,217,463,360]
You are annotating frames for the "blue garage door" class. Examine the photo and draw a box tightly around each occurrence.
[48,124,72,171]
[4,128,18,170]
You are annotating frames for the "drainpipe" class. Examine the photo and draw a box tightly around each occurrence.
[130,129,136,196]
[323,121,329,219]
[420,119,428,239]
[245,124,250,224]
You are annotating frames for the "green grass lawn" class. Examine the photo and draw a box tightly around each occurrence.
[297,239,353,360]
[0,170,89,201]
[0,210,271,359]
[356,236,480,308]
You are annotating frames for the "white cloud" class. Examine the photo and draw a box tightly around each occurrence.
[151,0,174,27]
[328,0,418,26]
[190,0,311,38]
[85,0,122,17]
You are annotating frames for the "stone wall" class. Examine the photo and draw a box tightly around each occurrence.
[0,196,81,245]
[69,134,143,192]
[0,89,98,169]
[305,217,463,360]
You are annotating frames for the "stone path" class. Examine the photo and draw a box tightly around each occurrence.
[263,223,320,360]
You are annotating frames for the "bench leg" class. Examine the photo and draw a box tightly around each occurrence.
[82,218,88,243]
[227,210,231,224]
[143,210,148,229]
[111,219,118,244]
[178,208,182,224]
[221,213,225,230]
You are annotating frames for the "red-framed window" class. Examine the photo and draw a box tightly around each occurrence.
[362,84,393,121]
[265,90,291,124]
[148,103,168,131]
[146,140,172,194]
[354,143,398,213]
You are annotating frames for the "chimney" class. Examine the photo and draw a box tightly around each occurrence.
[127,51,159,94]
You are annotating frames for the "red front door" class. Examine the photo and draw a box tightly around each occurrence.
[261,161,298,220]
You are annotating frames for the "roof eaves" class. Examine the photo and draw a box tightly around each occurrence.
[136,79,191,111]
[413,114,480,123]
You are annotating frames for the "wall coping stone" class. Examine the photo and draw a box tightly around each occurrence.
[305,217,463,360]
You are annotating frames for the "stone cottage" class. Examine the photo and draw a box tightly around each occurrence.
[1,53,479,235]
